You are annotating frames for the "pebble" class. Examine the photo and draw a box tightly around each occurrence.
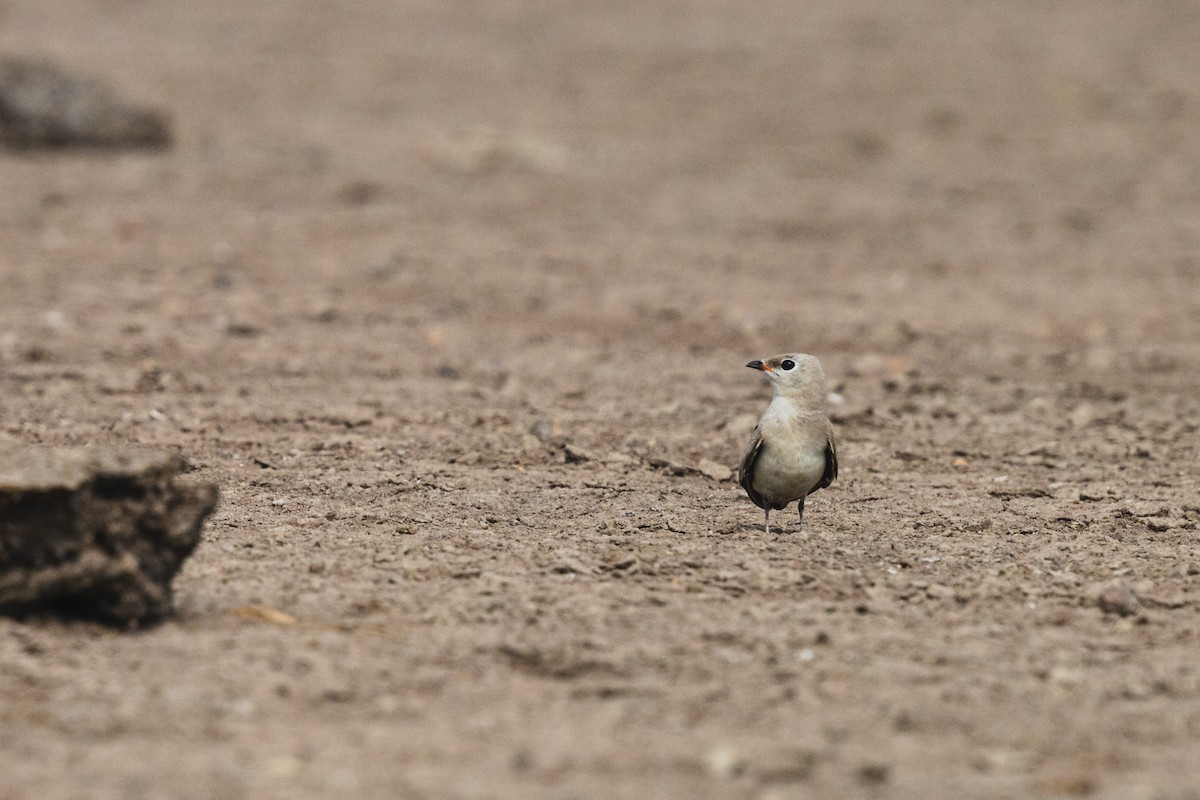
[1092,581,1141,617]
[706,745,747,780]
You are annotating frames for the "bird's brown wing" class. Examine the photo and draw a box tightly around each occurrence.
[812,435,838,493]
[738,431,769,510]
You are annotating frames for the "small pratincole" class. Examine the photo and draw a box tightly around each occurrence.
[738,353,838,534]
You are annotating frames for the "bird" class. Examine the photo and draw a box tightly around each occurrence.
[738,353,838,534]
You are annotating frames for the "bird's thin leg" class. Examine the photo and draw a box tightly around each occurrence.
[764,508,770,535]
[796,497,806,530]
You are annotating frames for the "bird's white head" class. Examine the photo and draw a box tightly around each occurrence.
[745,353,826,402]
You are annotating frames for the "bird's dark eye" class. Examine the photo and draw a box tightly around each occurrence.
[780,359,796,371]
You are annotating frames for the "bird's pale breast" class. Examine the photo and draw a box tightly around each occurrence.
[751,401,827,504]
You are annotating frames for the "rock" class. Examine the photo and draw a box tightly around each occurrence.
[550,557,592,576]
[1091,581,1141,617]
[563,444,597,464]
[528,420,554,441]
[646,457,701,477]
[971,748,1033,774]
[0,59,171,150]
[1067,402,1099,428]
[1122,502,1169,518]
[696,458,733,482]
[857,762,891,784]
[705,745,746,780]
[0,444,217,626]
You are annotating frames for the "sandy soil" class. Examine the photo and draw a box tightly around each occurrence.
[2,1,1200,798]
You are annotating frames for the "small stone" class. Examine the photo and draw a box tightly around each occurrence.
[551,557,591,576]
[696,458,733,482]
[310,304,338,323]
[971,748,1033,774]
[1068,403,1098,428]
[1092,581,1140,617]
[1123,502,1169,518]
[510,749,533,772]
[563,444,597,464]
[337,180,384,206]
[857,762,891,784]
[705,745,746,780]
[647,458,701,477]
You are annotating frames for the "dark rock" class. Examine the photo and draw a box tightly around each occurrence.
[0,58,171,150]
[0,444,217,626]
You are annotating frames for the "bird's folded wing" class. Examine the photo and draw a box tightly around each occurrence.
[815,436,838,491]
[738,432,769,509]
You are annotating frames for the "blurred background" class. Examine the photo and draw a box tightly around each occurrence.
[3,0,1198,383]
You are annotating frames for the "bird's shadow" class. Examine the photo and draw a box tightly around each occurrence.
[717,521,802,536]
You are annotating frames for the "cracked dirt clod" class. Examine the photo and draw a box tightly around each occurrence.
[0,444,217,626]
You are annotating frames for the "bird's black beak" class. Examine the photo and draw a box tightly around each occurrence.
[746,360,765,370]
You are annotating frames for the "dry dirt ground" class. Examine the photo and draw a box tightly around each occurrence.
[3,1,1200,798]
